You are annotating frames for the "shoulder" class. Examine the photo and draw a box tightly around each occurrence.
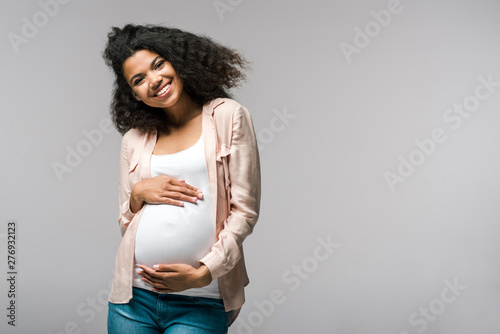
[211,98,251,121]
[123,127,149,141]
[213,97,241,111]
[121,127,149,151]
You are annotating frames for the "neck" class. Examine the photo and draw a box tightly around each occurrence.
[162,91,202,128]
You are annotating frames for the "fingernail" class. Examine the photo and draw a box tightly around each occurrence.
[153,265,159,270]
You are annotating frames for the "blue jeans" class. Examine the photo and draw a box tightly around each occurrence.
[107,287,229,334]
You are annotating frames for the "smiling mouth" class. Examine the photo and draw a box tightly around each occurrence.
[153,82,171,97]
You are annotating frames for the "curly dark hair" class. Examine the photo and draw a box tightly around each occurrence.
[102,23,251,135]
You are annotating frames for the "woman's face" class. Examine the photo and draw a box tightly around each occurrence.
[122,49,184,110]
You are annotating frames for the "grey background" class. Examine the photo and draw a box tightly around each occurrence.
[1,0,500,333]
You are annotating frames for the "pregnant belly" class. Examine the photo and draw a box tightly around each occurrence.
[134,201,216,268]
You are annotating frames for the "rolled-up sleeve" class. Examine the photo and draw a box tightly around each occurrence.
[118,132,137,236]
[199,104,262,279]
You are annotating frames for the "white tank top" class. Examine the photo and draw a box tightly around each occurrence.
[132,132,222,299]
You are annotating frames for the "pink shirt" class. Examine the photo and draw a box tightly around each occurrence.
[108,98,262,327]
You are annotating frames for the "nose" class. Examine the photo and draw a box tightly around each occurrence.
[149,73,162,91]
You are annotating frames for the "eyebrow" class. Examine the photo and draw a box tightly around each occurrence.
[129,56,161,85]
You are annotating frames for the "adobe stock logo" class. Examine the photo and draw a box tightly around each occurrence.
[384,74,499,192]
[212,0,243,21]
[52,118,114,182]
[235,235,340,333]
[339,0,404,64]
[257,106,295,151]
[7,0,73,54]
[398,277,467,334]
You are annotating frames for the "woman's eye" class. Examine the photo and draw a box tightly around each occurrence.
[155,61,165,69]
[134,77,144,85]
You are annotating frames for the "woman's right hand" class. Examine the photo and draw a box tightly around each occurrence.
[130,175,204,213]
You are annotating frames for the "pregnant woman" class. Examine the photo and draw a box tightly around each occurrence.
[102,24,261,333]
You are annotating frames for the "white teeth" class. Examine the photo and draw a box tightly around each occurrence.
[156,83,170,96]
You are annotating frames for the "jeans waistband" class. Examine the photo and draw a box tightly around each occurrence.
[132,286,223,303]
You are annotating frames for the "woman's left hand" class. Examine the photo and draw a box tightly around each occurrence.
[137,263,213,293]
